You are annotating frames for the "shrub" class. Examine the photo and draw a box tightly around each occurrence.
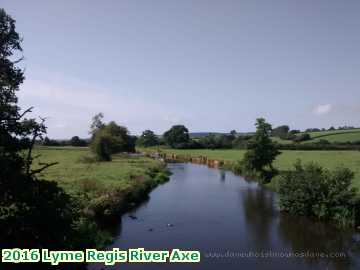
[316,139,330,145]
[90,132,112,161]
[278,161,359,227]
[70,136,88,147]
[293,133,311,142]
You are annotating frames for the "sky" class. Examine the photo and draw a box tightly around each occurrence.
[2,0,360,138]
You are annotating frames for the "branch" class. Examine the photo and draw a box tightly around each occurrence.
[25,117,45,175]
[18,107,34,119]
[30,162,58,176]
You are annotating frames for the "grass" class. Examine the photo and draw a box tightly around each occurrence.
[143,148,360,190]
[309,132,360,143]
[32,146,170,232]
[272,128,360,144]
[33,146,163,193]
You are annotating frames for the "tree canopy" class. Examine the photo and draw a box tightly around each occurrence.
[0,8,74,251]
[137,129,159,147]
[90,117,135,161]
[163,125,190,148]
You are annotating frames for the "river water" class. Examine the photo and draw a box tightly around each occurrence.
[89,163,360,270]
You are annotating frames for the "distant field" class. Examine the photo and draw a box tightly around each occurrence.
[33,147,163,195]
[272,128,360,144]
[33,147,360,191]
[147,148,360,190]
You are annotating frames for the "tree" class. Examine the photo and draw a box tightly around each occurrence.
[89,112,105,137]
[242,118,280,181]
[272,125,290,138]
[0,8,74,251]
[293,133,311,143]
[90,120,135,160]
[137,130,159,147]
[163,125,190,148]
[70,136,87,147]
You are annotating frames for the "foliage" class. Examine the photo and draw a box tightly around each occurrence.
[91,131,112,161]
[278,161,359,227]
[90,120,135,161]
[148,148,360,190]
[197,133,234,149]
[42,136,60,146]
[163,125,190,148]
[272,125,290,138]
[0,8,75,251]
[34,147,170,227]
[241,118,280,182]
[89,112,105,137]
[293,133,311,142]
[305,128,321,133]
[232,135,252,149]
[137,129,159,147]
[70,136,87,147]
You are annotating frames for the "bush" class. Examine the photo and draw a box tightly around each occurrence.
[293,133,311,142]
[90,132,112,161]
[316,139,330,145]
[70,136,88,147]
[278,161,359,227]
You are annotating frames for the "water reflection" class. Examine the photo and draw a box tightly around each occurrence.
[90,163,359,270]
[278,214,358,269]
[219,170,226,181]
[241,187,278,247]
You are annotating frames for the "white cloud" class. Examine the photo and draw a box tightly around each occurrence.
[313,104,332,115]
[17,78,186,138]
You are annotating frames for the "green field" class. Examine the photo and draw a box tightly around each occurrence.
[34,146,360,192]
[33,147,164,194]
[272,128,360,144]
[147,148,360,190]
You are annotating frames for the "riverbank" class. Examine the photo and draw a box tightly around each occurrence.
[140,148,360,191]
[89,163,360,270]
[33,146,170,247]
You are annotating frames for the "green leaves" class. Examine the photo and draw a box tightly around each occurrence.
[279,161,359,227]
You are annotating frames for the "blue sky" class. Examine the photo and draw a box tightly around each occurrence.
[2,0,360,138]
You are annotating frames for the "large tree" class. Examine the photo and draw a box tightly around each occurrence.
[90,119,135,161]
[137,129,159,147]
[272,125,290,138]
[242,118,280,181]
[163,125,190,148]
[0,8,73,251]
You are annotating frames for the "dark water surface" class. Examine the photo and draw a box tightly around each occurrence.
[89,163,360,270]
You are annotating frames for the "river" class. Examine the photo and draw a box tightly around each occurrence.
[89,163,360,270]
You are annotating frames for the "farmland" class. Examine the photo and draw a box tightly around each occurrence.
[271,128,360,144]
[143,148,360,190]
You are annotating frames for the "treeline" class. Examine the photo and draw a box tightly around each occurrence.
[137,124,360,150]
[41,136,89,147]
[43,124,360,151]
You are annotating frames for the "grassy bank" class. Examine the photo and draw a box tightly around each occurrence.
[142,148,360,191]
[32,146,170,246]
